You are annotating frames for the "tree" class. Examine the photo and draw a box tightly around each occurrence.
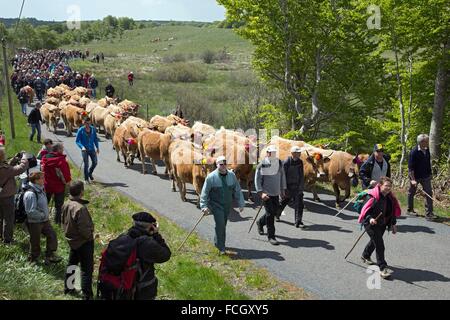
[218,0,387,139]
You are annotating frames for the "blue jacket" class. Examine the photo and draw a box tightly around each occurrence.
[408,146,432,179]
[200,169,245,214]
[76,125,99,151]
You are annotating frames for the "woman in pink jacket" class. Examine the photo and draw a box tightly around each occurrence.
[358,176,401,279]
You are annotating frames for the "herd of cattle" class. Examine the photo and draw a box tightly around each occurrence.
[36,84,370,208]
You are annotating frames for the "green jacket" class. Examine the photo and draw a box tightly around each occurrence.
[200,169,245,214]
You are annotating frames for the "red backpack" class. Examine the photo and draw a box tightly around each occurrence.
[97,234,140,300]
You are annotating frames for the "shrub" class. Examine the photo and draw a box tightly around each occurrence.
[154,63,207,83]
[162,53,187,64]
[201,50,216,64]
[175,88,219,125]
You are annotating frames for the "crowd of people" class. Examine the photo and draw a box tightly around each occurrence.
[10,49,101,107]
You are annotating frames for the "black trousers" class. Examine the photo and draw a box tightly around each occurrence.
[279,188,304,224]
[362,225,387,270]
[46,192,65,225]
[65,240,94,298]
[258,196,280,239]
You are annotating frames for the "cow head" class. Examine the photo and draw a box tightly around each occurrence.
[305,150,333,178]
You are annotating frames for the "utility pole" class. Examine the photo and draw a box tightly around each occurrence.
[1,38,15,138]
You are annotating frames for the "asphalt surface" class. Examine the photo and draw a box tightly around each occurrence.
[36,108,450,300]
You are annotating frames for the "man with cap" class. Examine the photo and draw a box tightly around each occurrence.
[277,146,305,228]
[200,155,245,255]
[127,212,171,299]
[75,117,99,183]
[255,146,287,245]
[359,144,391,189]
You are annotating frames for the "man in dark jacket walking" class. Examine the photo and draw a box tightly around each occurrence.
[18,88,29,115]
[33,77,45,102]
[359,144,391,189]
[407,134,435,220]
[277,146,305,228]
[28,103,43,143]
[105,82,115,98]
[62,181,94,300]
[42,143,72,225]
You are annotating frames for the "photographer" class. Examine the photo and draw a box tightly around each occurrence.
[98,212,171,300]
[0,148,29,244]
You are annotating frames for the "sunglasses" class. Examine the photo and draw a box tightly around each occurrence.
[218,162,227,166]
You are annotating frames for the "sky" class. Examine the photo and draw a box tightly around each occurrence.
[1,0,227,22]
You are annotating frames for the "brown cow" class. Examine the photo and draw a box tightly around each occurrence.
[61,105,87,136]
[118,100,140,117]
[137,128,171,175]
[149,115,177,133]
[324,151,360,207]
[169,139,215,206]
[165,124,192,140]
[113,117,149,166]
[40,103,61,133]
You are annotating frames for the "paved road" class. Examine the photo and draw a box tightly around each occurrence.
[39,118,450,300]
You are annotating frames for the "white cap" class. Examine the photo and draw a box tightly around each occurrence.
[216,156,226,164]
[291,146,302,153]
[266,145,277,153]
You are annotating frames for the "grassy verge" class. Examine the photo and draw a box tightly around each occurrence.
[0,96,310,300]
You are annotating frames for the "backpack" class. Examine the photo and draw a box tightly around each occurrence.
[353,190,376,214]
[97,234,140,300]
[14,184,37,223]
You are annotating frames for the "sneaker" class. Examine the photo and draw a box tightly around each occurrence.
[295,221,305,229]
[45,254,62,264]
[361,256,375,265]
[89,174,95,181]
[268,238,279,245]
[406,210,418,216]
[426,214,437,221]
[380,268,393,279]
[275,216,281,222]
[256,221,264,235]
[219,250,226,256]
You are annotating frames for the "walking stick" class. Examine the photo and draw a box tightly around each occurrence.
[177,211,207,252]
[344,212,383,260]
[248,205,264,233]
[334,194,359,218]
[418,187,446,208]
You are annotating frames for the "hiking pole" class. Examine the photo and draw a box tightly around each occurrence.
[334,194,359,218]
[176,211,207,253]
[248,204,264,233]
[344,212,383,260]
[418,187,446,208]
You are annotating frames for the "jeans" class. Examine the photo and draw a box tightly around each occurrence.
[46,192,66,225]
[21,103,28,115]
[408,176,434,216]
[30,123,41,142]
[65,240,94,299]
[91,88,96,98]
[82,149,98,181]
[258,196,280,239]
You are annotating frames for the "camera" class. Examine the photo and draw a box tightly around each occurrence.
[10,152,38,169]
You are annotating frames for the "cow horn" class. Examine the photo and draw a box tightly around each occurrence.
[325,151,334,159]
[305,149,311,158]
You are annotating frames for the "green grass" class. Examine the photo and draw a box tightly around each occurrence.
[61,25,260,128]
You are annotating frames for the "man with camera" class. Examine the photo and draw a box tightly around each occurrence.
[0,148,29,244]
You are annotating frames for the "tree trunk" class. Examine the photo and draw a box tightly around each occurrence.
[429,41,449,162]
